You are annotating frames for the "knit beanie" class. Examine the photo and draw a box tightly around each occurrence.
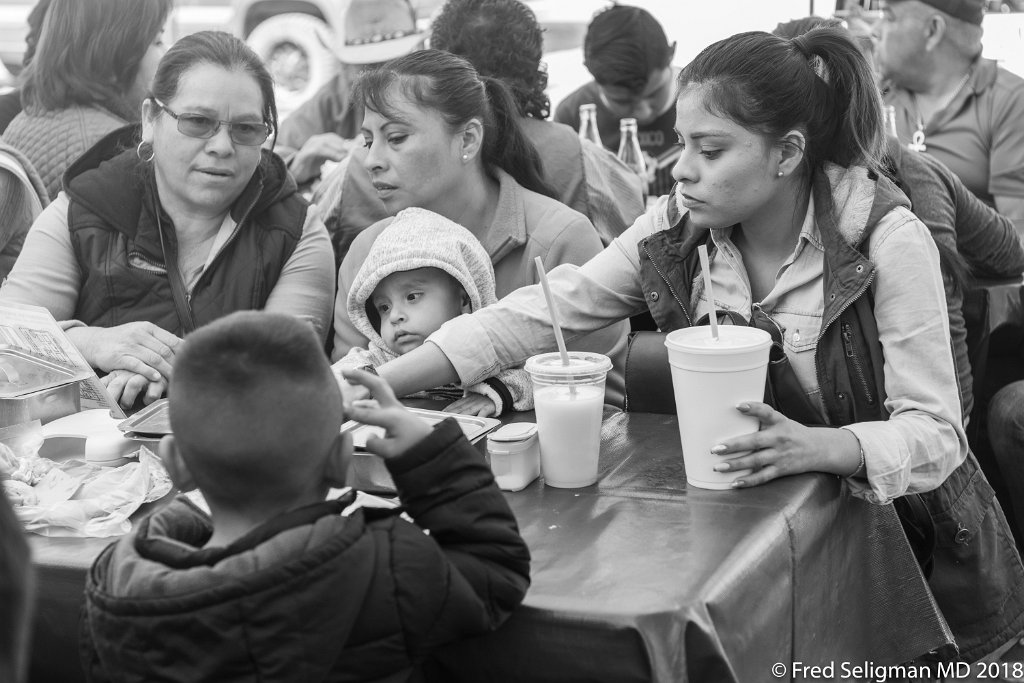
[347,207,496,347]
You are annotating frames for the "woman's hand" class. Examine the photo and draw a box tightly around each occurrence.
[341,368,432,459]
[710,402,862,487]
[67,323,183,381]
[289,133,353,184]
[102,370,167,410]
[443,394,497,417]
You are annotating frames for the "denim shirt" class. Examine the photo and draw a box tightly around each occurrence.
[429,164,967,505]
[693,196,826,416]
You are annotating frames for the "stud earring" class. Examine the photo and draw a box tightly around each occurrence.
[462,154,469,161]
[777,170,784,177]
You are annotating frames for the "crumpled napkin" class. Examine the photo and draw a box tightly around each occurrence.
[6,446,172,537]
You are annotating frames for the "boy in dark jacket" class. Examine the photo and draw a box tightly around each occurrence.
[80,311,530,682]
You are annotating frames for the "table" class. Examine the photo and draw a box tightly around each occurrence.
[26,411,953,683]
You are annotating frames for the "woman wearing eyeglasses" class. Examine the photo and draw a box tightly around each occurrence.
[0,31,335,409]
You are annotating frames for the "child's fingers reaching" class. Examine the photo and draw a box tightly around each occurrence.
[341,368,399,406]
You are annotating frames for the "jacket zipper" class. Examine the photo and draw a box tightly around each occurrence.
[818,266,875,409]
[642,241,692,327]
[842,321,876,405]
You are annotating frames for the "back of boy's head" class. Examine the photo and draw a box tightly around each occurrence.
[169,312,342,511]
[584,5,672,94]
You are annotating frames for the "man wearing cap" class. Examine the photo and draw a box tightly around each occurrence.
[875,0,1024,232]
[275,0,425,188]
[553,5,679,199]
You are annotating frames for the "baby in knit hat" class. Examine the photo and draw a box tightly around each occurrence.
[334,208,532,416]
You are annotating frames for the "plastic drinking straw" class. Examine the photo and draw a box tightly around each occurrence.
[534,257,572,366]
[697,244,720,342]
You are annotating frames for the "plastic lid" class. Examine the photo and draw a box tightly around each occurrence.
[0,347,78,398]
[524,352,612,377]
[488,422,538,443]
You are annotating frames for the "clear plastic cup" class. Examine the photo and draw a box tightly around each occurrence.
[664,326,772,489]
[525,351,612,488]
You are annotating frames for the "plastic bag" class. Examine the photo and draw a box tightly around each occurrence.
[8,446,172,537]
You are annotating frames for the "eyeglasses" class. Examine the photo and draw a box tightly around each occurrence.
[151,98,270,146]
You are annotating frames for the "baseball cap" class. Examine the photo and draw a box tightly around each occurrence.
[886,0,985,25]
[334,0,426,65]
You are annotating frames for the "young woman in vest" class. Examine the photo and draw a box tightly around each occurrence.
[0,31,335,408]
[328,49,629,404]
[351,28,1024,662]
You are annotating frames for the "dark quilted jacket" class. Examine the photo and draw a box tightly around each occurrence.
[2,105,125,199]
[80,419,531,682]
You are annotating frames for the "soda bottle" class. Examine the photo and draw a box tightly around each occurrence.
[617,117,648,199]
[578,103,602,148]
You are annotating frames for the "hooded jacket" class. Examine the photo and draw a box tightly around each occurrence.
[81,419,531,683]
[64,125,306,335]
[337,208,532,415]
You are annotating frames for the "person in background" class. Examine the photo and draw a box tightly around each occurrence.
[80,311,530,682]
[0,31,335,410]
[2,0,172,198]
[329,49,629,406]
[335,207,532,417]
[347,28,1024,662]
[275,0,426,189]
[0,0,51,135]
[0,140,48,282]
[0,486,33,683]
[874,0,1024,233]
[553,4,679,198]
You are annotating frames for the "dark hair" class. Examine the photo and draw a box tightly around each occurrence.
[170,311,339,506]
[20,0,172,117]
[22,0,52,67]
[0,486,33,682]
[430,0,550,120]
[773,16,844,39]
[148,31,279,142]
[356,49,555,198]
[679,29,884,175]
[584,5,673,94]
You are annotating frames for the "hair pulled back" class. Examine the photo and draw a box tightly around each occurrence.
[679,29,884,175]
[148,31,279,143]
[355,49,555,198]
[430,0,550,120]
[20,0,172,118]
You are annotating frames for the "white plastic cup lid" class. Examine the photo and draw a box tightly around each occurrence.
[524,352,612,377]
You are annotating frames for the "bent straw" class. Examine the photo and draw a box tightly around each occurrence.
[534,257,572,366]
[697,244,720,342]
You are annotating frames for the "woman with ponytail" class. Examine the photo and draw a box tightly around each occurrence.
[330,49,628,403]
[349,29,1024,661]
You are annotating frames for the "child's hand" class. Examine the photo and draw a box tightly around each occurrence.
[443,394,497,417]
[341,368,432,459]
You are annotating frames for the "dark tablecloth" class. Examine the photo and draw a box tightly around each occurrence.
[26,411,953,682]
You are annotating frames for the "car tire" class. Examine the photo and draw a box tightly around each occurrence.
[246,13,337,116]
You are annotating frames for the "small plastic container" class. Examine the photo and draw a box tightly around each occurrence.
[486,422,540,492]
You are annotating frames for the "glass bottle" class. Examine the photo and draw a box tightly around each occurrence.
[578,103,602,147]
[883,105,899,140]
[616,117,648,184]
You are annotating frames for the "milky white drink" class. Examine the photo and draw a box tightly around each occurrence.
[525,352,612,488]
[664,326,772,490]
